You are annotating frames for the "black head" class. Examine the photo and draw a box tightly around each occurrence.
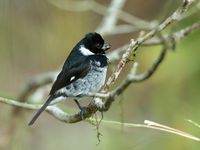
[80,32,111,55]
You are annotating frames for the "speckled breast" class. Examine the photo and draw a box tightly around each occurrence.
[64,60,107,97]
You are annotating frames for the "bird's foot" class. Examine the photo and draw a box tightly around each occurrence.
[74,100,86,120]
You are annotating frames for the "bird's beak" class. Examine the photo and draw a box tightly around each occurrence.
[102,41,111,51]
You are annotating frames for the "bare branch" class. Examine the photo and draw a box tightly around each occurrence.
[0,97,41,110]
[107,19,200,63]
[102,0,193,95]
[48,0,152,29]
[98,39,168,111]
[95,0,155,35]
[96,0,127,35]
[143,20,200,46]
[0,1,199,149]
[20,13,199,102]
[0,0,196,124]
[130,42,168,82]
[88,119,200,142]
[18,71,58,101]
[1,96,199,142]
[100,24,145,35]
[94,0,154,28]
[178,1,200,21]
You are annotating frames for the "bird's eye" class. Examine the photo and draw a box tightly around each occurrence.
[96,43,101,49]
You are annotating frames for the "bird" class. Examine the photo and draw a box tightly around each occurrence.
[28,32,111,125]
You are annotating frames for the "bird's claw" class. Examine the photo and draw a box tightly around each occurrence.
[74,99,86,120]
[79,106,87,120]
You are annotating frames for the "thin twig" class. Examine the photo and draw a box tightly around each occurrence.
[18,71,58,101]
[87,118,200,142]
[16,20,200,103]
[107,19,200,63]
[110,41,167,99]
[96,0,127,35]
[187,119,200,128]
[143,20,200,46]
[1,96,200,142]
[97,0,193,111]
[48,0,153,28]
[0,0,196,124]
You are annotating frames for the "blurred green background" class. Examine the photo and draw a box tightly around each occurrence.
[0,0,200,150]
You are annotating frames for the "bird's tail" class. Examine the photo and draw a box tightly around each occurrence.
[28,96,54,126]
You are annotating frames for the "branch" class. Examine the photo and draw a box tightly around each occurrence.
[143,20,200,46]
[108,41,167,100]
[101,0,193,96]
[74,39,168,103]
[107,18,200,63]
[0,96,92,123]
[16,10,200,102]
[18,71,58,101]
[85,0,195,116]
[1,97,199,142]
[96,0,127,35]
[1,1,199,149]
[187,119,200,128]
[87,118,200,142]
[178,1,200,21]
[48,0,154,36]
[95,0,155,35]
[0,0,196,124]
[48,0,152,27]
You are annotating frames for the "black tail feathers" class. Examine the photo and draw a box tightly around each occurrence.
[28,96,53,126]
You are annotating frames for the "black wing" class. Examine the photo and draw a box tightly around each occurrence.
[50,57,91,95]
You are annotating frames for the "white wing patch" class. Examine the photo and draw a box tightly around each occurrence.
[79,45,94,56]
[94,61,101,66]
[70,76,75,81]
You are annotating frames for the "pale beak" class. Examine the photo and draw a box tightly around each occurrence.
[102,41,111,51]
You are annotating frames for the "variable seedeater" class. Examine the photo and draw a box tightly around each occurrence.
[28,32,111,125]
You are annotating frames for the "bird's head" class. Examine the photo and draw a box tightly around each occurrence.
[79,32,111,55]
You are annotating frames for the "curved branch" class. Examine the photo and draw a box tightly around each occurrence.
[109,41,168,100]
[17,20,200,104]
[107,19,200,62]
[1,96,199,142]
[96,0,127,35]
[48,0,152,28]
[18,71,58,101]
[102,0,193,94]
[87,118,200,142]
[0,0,196,124]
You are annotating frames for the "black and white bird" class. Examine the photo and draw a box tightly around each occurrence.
[28,32,111,125]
